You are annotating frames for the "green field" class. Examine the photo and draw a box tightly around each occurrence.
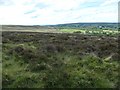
[59,29,119,35]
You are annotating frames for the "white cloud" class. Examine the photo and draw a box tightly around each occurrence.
[0,0,119,25]
[100,0,119,6]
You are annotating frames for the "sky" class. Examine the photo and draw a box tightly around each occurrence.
[0,0,119,25]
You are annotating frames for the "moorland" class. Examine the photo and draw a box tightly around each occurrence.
[2,23,119,88]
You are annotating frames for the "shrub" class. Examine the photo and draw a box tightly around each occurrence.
[41,44,57,53]
[73,31,82,33]
[29,63,47,72]
[55,45,65,53]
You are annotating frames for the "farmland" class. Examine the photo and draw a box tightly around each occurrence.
[59,29,119,35]
[2,24,119,36]
[2,25,119,88]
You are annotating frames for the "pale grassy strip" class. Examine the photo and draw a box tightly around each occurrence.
[60,29,119,34]
[2,29,63,33]
[103,30,119,33]
[59,29,86,33]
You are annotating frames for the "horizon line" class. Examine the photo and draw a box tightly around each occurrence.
[1,22,118,26]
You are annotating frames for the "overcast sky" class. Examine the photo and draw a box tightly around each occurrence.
[0,0,119,25]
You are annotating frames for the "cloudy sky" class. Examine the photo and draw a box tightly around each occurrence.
[0,0,119,25]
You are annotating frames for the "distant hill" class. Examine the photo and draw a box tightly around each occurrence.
[47,23,118,30]
[1,23,118,31]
